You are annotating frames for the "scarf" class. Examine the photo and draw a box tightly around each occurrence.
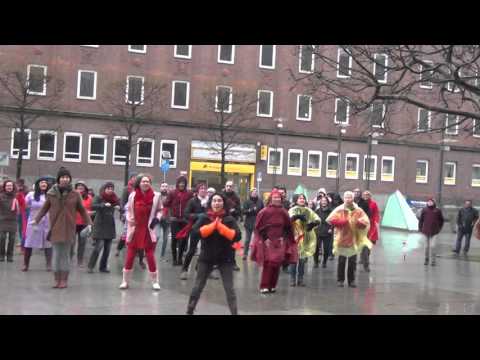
[207,208,226,221]
[135,187,154,206]
[101,190,120,206]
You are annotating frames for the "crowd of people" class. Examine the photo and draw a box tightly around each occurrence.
[1,166,478,314]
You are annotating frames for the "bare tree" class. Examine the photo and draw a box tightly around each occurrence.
[101,76,167,185]
[0,66,64,179]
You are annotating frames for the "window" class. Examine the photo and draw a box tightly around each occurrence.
[267,147,283,175]
[174,45,192,59]
[126,76,145,104]
[307,151,322,177]
[27,64,47,95]
[128,45,147,54]
[417,108,431,131]
[215,86,233,113]
[345,153,359,179]
[257,90,273,117]
[419,60,434,89]
[287,149,303,176]
[296,95,312,121]
[334,98,349,124]
[171,81,190,109]
[160,140,177,168]
[445,114,459,135]
[363,155,377,181]
[136,138,154,167]
[337,46,352,78]
[218,45,235,64]
[112,137,130,165]
[88,135,107,164]
[326,152,338,178]
[472,165,480,187]
[447,69,461,93]
[299,45,315,73]
[10,129,31,159]
[77,70,97,100]
[416,160,429,183]
[371,102,385,128]
[373,53,388,83]
[259,45,276,69]
[444,162,456,185]
[381,156,395,182]
[63,132,82,162]
[37,131,57,161]
[473,119,480,137]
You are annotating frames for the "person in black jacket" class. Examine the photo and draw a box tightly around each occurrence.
[453,200,479,255]
[314,196,333,268]
[186,193,241,315]
[242,188,264,260]
[354,188,371,218]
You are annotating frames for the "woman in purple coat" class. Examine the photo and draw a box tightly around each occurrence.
[22,177,52,272]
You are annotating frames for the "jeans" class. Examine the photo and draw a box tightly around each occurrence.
[337,255,357,284]
[182,232,201,272]
[158,223,170,257]
[52,242,72,272]
[289,258,307,281]
[88,239,112,271]
[0,231,16,260]
[71,225,87,264]
[171,221,187,264]
[187,261,237,315]
[455,230,472,254]
[424,235,438,261]
[244,227,253,257]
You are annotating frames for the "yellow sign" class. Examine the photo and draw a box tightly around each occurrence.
[287,167,302,176]
[307,168,321,177]
[345,170,358,179]
[381,174,393,182]
[326,169,337,178]
[416,175,427,183]
[472,179,480,187]
[190,161,255,174]
[444,177,455,185]
[260,145,268,161]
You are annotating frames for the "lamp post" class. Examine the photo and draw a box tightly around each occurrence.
[272,117,284,188]
[437,133,457,208]
[335,123,347,193]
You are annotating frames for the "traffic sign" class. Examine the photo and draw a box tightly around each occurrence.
[160,160,170,173]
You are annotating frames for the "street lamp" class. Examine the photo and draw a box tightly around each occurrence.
[335,123,348,193]
[437,132,458,207]
[272,117,284,188]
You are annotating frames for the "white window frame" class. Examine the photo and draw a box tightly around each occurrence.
[160,140,178,168]
[381,156,395,182]
[445,114,459,135]
[373,53,388,84]
[296,94,312,121]
[63,132,82,163]
[217,45,235,64]
[37,130,57,161]
[363,154,377,181]
[125,75,145,105]
[298,45,315,74]
[136,138,155,167]
[444,161,456,186]
[416,160,429,184]
[334,98,350,124]
[88,134,108,164]
[287,149,303,176]
[259,45,276,70]
[337,47,352,78]
[371,102,386,128]
[27,64,47,96]
[307,150,322,177]
[171,80,190,109]
[257,90,273,117]
[326,152,339,179]
[345,153,359,180]
[472,164,480,187]
[112,136,130,166]
[128,45,147,54]
[174,45,192,59]
[417,108,431,132]
[215,85,233,113]
[419,60,434,89]
[77,70,97,100]
[267,147,283,175]
[447,69,461,93]
[10,128,31,160]
[81,45,99,48]
[473,119,480,138]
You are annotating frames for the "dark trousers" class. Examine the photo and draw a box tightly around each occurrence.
[88,239,112,271]
[0,231,16,260]
[244,227,254,257]
[314,235,333,265]
[24,247,52,267]
[171,221,188,264]
[187,261,237,315]
[455,230,472,253]
[361,247,371,268]
[183,232,201,271]
[337,255,357,284]
[71,225,87,264]
[260,262,281,289]
[289,258,307,281]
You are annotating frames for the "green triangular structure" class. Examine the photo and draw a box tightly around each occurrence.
[294,184,308,198]
[381,190,419,231]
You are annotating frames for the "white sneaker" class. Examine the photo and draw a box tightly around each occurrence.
[260,288,269,294]
[150,271,161,291]
[119,268,132,290]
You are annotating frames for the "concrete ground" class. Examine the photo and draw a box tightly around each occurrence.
[1,228,480,315]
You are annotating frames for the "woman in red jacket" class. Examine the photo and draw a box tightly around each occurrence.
[361,191,380,272]
[71,181,93,267]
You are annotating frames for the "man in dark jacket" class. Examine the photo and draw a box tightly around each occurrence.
[418,198,445,266]
[223,180,242,271]
[314,196,333,268]
[163,175,194,266]
[158,182,170,260]
[242,188,264,260]
[354,188,371,218]
[454,200,479,256]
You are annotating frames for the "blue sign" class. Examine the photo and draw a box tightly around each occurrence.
[160,160,170,173]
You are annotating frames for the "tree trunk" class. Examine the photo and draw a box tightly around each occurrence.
[16,119,26,180]
[220,126,226,187]
[124,133,133,186]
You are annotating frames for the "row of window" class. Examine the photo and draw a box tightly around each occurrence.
[10,129,178,168]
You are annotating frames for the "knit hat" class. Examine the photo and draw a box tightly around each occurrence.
[56,167,72,183]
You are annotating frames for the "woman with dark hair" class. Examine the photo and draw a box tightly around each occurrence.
[22,177,53,271]
[186,192,241,315]
[119,174,162,290]
[71,181,93,267]
[0,180,19,262]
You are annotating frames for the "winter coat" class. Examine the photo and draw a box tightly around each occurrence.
[289,205,320,259]
[0,191,19,232]
[418,206,444,236]
[91,195,117,240]
[367,199,380,243]
[355,197,371,218]
[184,196,208,222]
[162,179,193,222]
[315,206,333,238]
[191,214,241,264]
[223,191,242,220]
[457,207,479,233]
[76,195,93,225]
[242,196,264,231]
[126,190,162,248]
[35,185,92,244]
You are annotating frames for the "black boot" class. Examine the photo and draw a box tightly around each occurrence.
[186,296,198,315]
[22,248,32,272]
[227,297,238,315]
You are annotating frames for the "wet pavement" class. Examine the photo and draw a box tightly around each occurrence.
[1,228,480,315]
